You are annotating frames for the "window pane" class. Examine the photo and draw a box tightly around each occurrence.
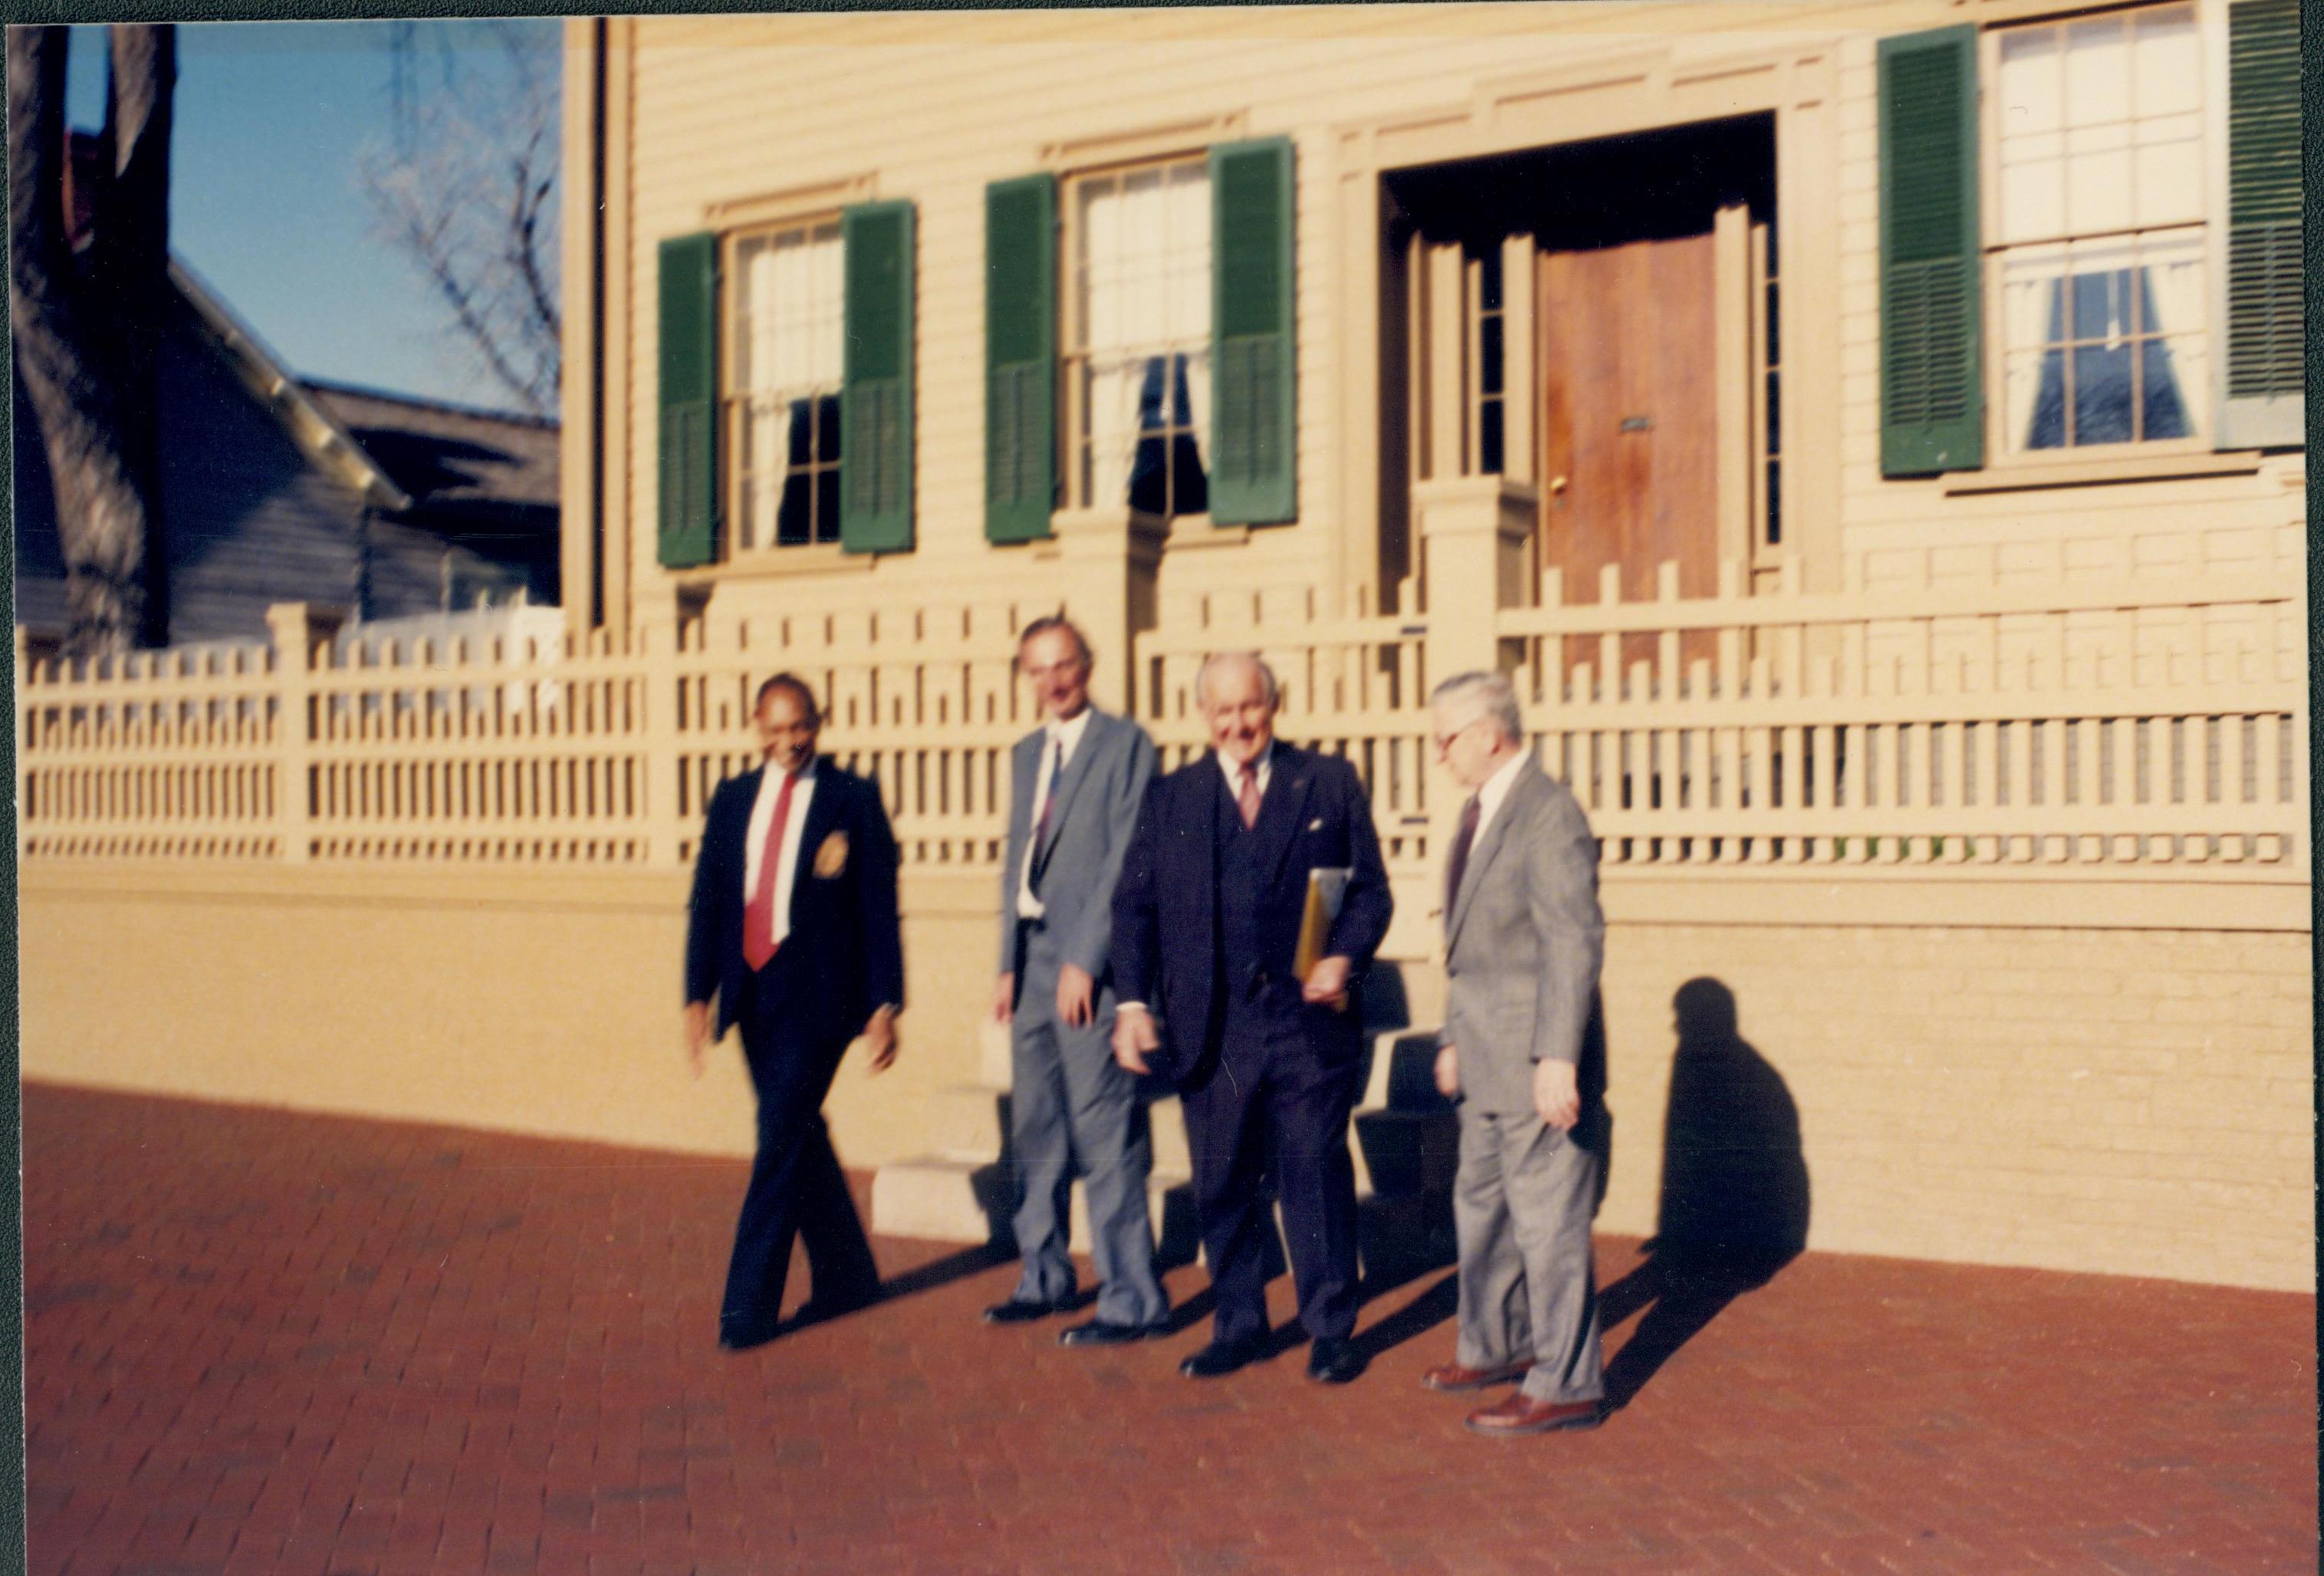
[2133,5,2200,120]
[2069,266,2126,342]
[815,393,840,467]
[2065,121,2134,235]
[786,397,811,467]
[2135,113,2204,229]
[776,471,811,545]
[1480,314,1504,396]
[1999,27,2065,135]
[2140,339,2191,440]
[814,469,840,544]
[2071,342,2135,444]
[1479,399,1504,475]
[1480,248,1503,312]
[2007,347,2069,450]
[2064,17,2130,127]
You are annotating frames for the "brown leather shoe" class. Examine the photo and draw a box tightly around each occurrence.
[1464,1392,1605,1436]
[1421,1360,1530,1393]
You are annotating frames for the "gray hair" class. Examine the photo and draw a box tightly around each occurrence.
[1430,670,1522,745]
[1194,650,1281,709]
[1017,614,1093,667]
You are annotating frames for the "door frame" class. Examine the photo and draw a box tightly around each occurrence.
[1330,36,1844,615]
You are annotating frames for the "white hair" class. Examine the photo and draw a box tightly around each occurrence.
[1195,650,1280,709]
[1430,670,1523,745]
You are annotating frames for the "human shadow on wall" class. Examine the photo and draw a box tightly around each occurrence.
[1598,977,1809,1410]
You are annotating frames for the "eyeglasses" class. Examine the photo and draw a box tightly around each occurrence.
[1431,718,1486,753]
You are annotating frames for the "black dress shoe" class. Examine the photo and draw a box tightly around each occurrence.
[1179,1337,1264,1379]
[1058,1317,1171,1347]
[1307,1336,1365,1385]
[982,1297,1059,1324]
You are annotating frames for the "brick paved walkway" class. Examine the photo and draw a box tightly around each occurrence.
[24,1082,2316,1574]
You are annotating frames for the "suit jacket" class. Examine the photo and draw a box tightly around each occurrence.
[994,706,1157,982]
[1441,757,1603,1114]
[685,756,905,1045]
[1111,742,1393,1084]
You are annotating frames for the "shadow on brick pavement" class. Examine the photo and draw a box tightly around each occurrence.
[24,1083,2316,1575]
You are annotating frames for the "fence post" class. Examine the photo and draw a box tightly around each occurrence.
[1414,475,1540,905]
[265,603,339,864]
[637,605,685,869]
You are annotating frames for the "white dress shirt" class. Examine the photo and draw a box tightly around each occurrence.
[742,759,817,949]
[1016,707,1094,920]
[1217,742,1274,803]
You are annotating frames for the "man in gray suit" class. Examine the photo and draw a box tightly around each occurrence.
[1424,670,1609,1434]
[982,617,1170,1344]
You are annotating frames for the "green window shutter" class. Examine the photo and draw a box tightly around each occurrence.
[840,200,916,554]
[1878,26,1983,477]
[1209,136,1297,525]
[2220,0,2302,449]
[985,174,1057,544]
[656,232,719,567]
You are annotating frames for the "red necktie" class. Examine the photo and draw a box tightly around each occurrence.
[1235,764,1262,829]
[742,769,799,970]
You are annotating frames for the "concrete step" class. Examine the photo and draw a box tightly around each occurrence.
[869,1150,1201,1263]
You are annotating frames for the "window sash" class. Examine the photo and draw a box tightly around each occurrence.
[1982,4,2214,458]
[722,219,844,551]
[1062,155,1214,517]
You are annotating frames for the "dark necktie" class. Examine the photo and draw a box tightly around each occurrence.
[1029,735,1064,892]
[1445,794,1482,919]
[742,769,800,970]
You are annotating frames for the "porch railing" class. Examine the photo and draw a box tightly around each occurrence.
[18,535,2307,884]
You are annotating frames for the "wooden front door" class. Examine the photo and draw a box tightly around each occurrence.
[1538,232,1721,684]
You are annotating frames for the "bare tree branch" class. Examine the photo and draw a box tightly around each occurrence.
[357,21,560,418]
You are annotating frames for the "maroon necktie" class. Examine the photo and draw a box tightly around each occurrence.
[742,770,800,970]
[1235,764,1262,829]
[1445,794,1481,918]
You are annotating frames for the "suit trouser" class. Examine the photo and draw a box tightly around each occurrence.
[1180,997,1364,1347]
[719,961,881,1344]
[1453,1102,1605,1403]
[1007,926,1167,1324]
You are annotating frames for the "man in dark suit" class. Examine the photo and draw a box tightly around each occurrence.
[1111,652,1392,1384]
[684,673,903,1351]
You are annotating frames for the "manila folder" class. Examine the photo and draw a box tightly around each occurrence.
[1292,867,1353,981]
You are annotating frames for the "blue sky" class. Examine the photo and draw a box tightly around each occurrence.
[66,19,560,416]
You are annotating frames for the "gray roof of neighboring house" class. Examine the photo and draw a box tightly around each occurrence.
[306,380,560,518]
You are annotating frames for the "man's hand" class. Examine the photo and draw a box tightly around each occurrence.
[1434,1043,1460,1098]
[682,1002,712,1081]
[863,1005,900,1074]
[1056,963,1096,1029]
[1301,954,1353,1012]
[991,973,1015,1025]
[1113,1004,1158,1075]
[1533,1058,1580,1132]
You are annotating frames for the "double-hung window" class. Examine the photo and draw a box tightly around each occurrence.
[1990,6,2207,455]
[656,199,915,567]
[1066,157,1213,521]
[727,219,845,548]
[984,137,1297,543]
[1876,0,2299,478]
